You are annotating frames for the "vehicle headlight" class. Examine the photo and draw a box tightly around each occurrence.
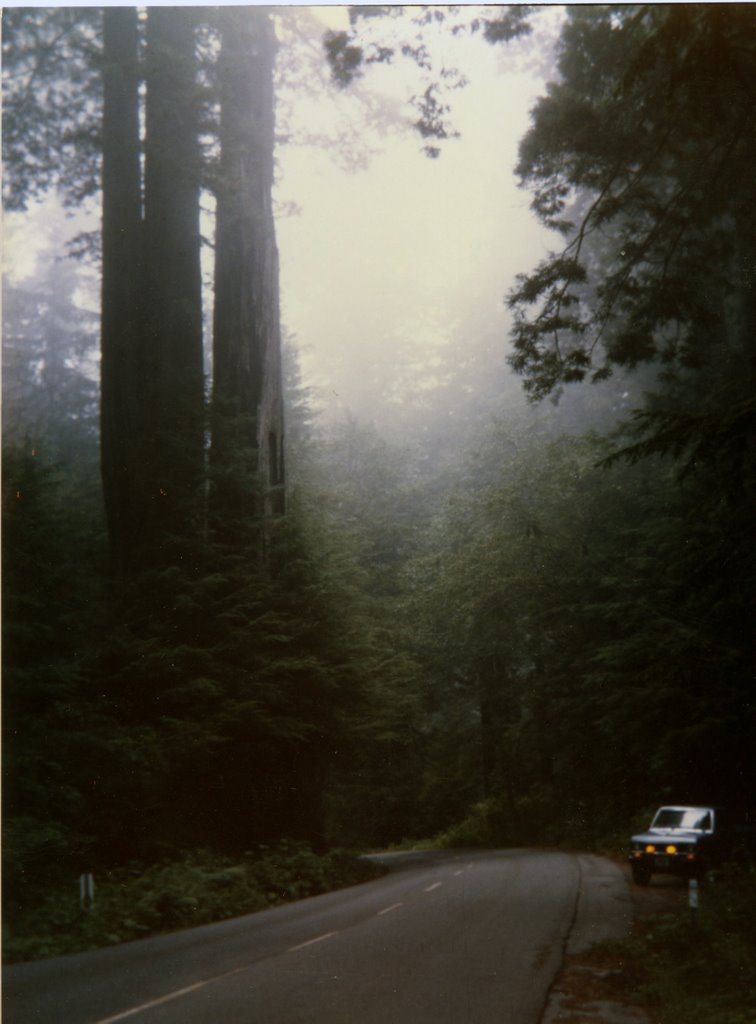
[645,844,655,853]
[665,844,677,854]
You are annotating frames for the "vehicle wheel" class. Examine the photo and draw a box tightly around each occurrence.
[632,862,651,885]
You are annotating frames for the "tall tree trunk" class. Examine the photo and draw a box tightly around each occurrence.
[211,7,285,543]
[100,7,144,576]
[143,7,205,561]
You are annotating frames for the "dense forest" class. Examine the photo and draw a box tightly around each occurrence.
[3,4,755,949]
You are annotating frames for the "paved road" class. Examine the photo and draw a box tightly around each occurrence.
[3,849,632,1024]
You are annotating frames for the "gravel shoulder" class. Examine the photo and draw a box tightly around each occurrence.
[541,860,687,1024]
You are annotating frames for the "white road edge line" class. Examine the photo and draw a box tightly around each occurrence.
[93,977,227,1024]
[377,902,404,915]
[95,926,343,1022]
[424,882,443,892]
[288,930,338,952]
[454,869,463,876]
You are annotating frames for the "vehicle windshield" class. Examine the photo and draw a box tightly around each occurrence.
[651,808,712,831]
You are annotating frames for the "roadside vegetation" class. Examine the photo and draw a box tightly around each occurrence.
[605,865,756,1024]
[3,844,383,964]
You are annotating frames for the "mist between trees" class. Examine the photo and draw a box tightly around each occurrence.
[3,4,754,950]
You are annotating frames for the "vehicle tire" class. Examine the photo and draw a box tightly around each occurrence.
[632,862,651,885]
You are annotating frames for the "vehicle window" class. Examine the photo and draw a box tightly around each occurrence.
[652,809,684,828]
[652,808,712,831]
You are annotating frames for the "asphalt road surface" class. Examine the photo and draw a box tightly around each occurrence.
[3,849,632,1024]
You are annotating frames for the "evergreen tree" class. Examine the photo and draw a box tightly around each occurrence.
[1,7,101,212]
[99,6,145,574]
[502,3,756,813]
[509,5,756,438]
[141,7,205,562]
[4,7,286,572]
[102,6,205,573]
[211,7,285,540]
[2,259,98,457]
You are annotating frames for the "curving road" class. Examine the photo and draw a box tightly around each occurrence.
[3,849,632,1024]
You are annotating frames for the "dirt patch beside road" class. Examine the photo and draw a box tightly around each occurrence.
[626,868,688,924]
[542,863,687,1024]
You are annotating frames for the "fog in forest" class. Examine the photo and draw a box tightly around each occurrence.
[6,6,560,436]
[3,4,754,968]
[276,7,557,429]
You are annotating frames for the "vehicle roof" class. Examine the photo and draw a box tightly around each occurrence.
[656,804,714,811]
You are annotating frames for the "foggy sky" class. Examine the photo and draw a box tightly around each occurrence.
[276,7,559,425]
[3,5,561,431]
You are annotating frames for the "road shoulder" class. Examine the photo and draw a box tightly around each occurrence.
[541,858,685,1024]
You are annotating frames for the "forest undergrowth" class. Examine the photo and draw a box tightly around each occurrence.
[3,843,384,964]
[575,864,756,1024]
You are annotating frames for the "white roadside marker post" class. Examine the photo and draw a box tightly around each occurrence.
[79,872,95,910]
[689,877,699,925]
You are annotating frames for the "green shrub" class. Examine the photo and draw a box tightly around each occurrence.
[429,801,495,848]
[623,863,756,1024]
[3,844,383,963]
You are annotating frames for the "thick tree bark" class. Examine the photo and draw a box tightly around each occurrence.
[143,7,205,558]
[211,7,285,540]
[101,8,204,575]
[100,7,144,576]
[102,7,281,570]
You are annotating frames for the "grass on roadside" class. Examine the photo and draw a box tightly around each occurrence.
[3,843,384,964]
[613,863,756,1024]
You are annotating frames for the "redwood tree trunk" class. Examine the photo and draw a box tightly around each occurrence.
[211,7,285,540]
[142,7,205,560]
[100,7,144,576]
[101,8,204,575]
